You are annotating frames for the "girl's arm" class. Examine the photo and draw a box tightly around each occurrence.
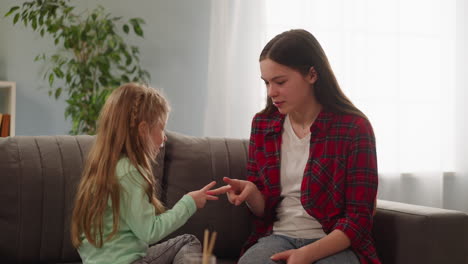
[120,175,218,245]
[119,172,196,245]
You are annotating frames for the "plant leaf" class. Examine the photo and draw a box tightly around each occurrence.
[64,7,74,15]
[66,73,72,83]
[5,6,20,17]
[13,13,20,24]
[49,73,54,86]
[53,68,64,78]
[122,74,130,82]
[32,18,37,30]
[55,87,62,99]
[133,24,143,37]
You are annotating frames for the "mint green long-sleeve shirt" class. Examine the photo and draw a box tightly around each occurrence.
[78,157,196,264]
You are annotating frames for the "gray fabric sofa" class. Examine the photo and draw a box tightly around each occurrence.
[1,132,467,264]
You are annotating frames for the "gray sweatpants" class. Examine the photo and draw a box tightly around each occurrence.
[132,234,202,264]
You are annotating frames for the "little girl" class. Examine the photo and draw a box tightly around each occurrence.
[71,83,218,264]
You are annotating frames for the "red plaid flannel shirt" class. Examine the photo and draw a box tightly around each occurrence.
[243,109,381,264]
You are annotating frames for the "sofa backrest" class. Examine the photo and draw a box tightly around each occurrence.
[162,131,251,259]
[0,136,94,263]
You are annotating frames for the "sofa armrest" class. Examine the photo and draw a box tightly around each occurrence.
[373,199,468,264]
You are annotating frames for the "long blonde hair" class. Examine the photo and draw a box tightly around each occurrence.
[71,83,170,248]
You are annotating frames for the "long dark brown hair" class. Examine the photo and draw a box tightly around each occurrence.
[71,83,169,248]
[259,29,365,118]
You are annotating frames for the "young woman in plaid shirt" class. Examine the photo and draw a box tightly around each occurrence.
[210,29,380,264]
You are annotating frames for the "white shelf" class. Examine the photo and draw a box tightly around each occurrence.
[0,81,16,136]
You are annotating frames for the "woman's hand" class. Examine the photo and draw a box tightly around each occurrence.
[207,177,265,217]
[208,177,256,206]
[187,181,219,209]
[270,248,311,264]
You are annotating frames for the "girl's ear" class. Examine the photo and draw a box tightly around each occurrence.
[307,66,318,84]
[138,121,149,138]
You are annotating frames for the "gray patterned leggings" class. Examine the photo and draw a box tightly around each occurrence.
[132,234,202,264]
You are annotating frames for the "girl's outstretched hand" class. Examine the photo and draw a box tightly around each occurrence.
[187,181,219,209]
[208,177,256,206]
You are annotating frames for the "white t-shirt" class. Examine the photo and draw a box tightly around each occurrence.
[272,115,326,239]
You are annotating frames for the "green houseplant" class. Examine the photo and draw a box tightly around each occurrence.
[4,0,150,134]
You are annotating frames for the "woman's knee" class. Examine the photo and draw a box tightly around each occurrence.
[238,235,292,264]
[315,249,359,264]
[238,250,278,264]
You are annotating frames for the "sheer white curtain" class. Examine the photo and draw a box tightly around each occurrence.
[204,0,468,212]
[452,0,468,212]
[203,0,266,138]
